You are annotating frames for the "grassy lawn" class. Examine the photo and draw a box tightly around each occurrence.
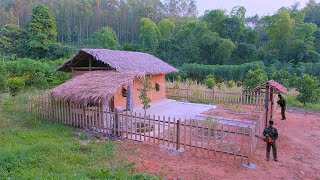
[0,92,157,179]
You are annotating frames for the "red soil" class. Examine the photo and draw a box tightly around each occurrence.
[117,108,320,180]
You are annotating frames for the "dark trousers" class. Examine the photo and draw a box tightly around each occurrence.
[266,141,277,160]
[281,107,286,119]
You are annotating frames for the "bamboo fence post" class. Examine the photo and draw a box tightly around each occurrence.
[220,124,224,157]
[248,128,253,165]
[202,121,205,155]
[189,120,192,152]
[214,125,217,156]
[163,116,166,145]
[173,117,176,148]
[227,125,231,158]
[113,111,117,137]
[234,125,239,160]
[134,112,137,140]
[241,126,245,161]
[207,122,211,156]
[168,116,171,147]
[195,120,199,154]
[130,111,133,139]
[157,116,160,144]
[176,119,181,150]
[148,114,150,142]
[125,111,128,139]
[153,115,155,143]
[184,119,187,148]
[139,113,142,141]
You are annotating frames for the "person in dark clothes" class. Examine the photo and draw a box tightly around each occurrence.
[277,94,286,120]
[263,120,278,162]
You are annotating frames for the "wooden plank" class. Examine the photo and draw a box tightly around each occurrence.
[113,111,116,137]
[234,125,239,160]
[130,111,133,139]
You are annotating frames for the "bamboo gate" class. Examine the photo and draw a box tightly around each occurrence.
[27,89,276,163]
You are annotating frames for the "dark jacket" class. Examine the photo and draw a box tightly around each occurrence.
[263,127,278,140]
[277,97,286,108]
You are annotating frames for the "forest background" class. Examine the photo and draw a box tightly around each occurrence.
[0,0,320,105]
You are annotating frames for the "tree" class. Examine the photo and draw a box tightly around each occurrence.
[243,69,268,89]
[25,3,57,58]
[202,9,227,34]
[158,19,175,40]
[138,76,153,113]
[295,74,320,104]
[95,26,119,50]
[203,75,215,89]
[139,17,161,53]
[0,24,25,55]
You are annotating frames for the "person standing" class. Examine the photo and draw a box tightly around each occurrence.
[263,120,278,162]
[277,94,286,120]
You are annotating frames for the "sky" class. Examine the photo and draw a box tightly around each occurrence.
[196,0,316,17]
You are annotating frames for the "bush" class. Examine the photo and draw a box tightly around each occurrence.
[295,74,320,104]
[217,83,224,90]
[0,74,7,92]
[7,77,24,96]
[226,80,234,89]
[203,75,215,89]
[46,43,73,60]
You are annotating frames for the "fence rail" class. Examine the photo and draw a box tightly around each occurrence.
[166,88,265,107]
[27,95,266,162]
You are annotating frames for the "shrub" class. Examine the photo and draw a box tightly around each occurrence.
[226,80,234,89]
[203,75,215,89]
[295,74,320,104]
[217,83,224,90]
[7,77,24,96]
[0,74,7,92]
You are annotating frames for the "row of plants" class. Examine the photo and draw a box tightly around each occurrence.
[0,58,70,96]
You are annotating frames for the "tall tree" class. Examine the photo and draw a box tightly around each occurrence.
[94,26,120,50]
[158,19,175,40]
[139,17,160,53]
[25,3,57,58]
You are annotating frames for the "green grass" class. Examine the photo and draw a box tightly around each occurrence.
[0,92,158,179]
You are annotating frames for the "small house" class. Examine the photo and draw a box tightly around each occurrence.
[50,49,178,111]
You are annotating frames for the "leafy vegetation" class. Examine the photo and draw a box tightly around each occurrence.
[0,92,159,179]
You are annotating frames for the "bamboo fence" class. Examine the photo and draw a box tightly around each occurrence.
[27,94,271,163]
[166,88,265,107]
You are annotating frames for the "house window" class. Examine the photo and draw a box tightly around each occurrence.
[122,88,127,97]
[155,83,160,92]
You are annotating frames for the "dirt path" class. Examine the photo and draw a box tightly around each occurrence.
[117,109,320,180]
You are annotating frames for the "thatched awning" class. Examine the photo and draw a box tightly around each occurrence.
[50,71,144,104]
[57,49,179,75]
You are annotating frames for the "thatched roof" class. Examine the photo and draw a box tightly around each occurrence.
[57,49,178,75]
[50,71,144,104]
[252,80,287,94]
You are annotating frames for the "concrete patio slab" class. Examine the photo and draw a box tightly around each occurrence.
[132,99,216,120]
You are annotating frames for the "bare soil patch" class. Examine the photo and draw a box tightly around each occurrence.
[116,108,320,179]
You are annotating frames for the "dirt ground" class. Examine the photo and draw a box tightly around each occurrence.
[117,108,320,180]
